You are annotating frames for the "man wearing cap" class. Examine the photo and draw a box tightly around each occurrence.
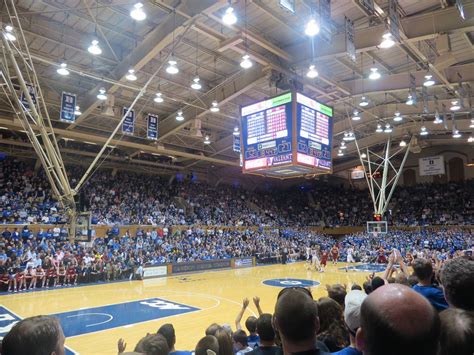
[332,290,366,355]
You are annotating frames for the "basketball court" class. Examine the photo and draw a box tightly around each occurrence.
[0,262,376,354]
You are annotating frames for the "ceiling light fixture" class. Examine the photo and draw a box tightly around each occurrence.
[96,88,107,100]
[4,25,16,41]
[191,76,202,90]
[399,140,407,147]
[434,111,442,124]
[470,119,474,128]
[240,54,253,69]
[210,100,220,112]
[468,136,474,143]
[57,63,69,76]
[368,67,381,80]
[340,141,347,150]
[423,74,435,87]
[88,40,102,55]
[176,110,184,121]
[130,3,146,21]
[452,129,462,139]
[222,5,237,25]
[343,131,356,141]
[376,124,383,133]
[420,126,428,136]
[305,18,320,37]
[204,135,211,145]
[393,111,403,122]
[379,32,395,49]
[166,58,179,74]
[406,94,414,106]
[352,109,361,121]
[306,64,319,79]
[233,126,240,136]
[360,152,367,159]
[337,149,344,157]
[384,123,392,133]
[154,92,164,103]
[359,96,369,107]
[450,100,461,111]
[74,105,81,115]
[125,69,137,81]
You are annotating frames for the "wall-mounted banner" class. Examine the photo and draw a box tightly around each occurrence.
[389,0,400,41]
[122,107,135,135]
[345,17,356,63]
[147,114,158,140]
[60,92,77,122]
[20,83,37,111]
[233,135,241,153]
[419,155,445,176]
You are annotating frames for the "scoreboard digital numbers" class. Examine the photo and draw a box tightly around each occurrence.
[241,92,293,171]
[295,92,333,170]
[240,91,333,178]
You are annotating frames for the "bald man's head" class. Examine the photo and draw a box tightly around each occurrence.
[356,284,440,355]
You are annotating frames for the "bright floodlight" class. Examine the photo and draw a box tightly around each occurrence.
[210,100,220,112]
[240,54,253,69]
[130,3,146,21]
[305,18,320,37]
[166,59,179,74]
[406,95,414,106]
[191,76,202,90]
[450,100,461,111]
[368,68,381,80]
[222,6,237,25]
[337,149,344,157]
[4,25,16,41]
[204,135,211,144]
[88,40,102,55]
[74,105,81,115]
[375,124,383,133]
[154,92,164,103]
[420,126,428,136]
[340,141,347,150]
[176,110,184,121]
[468,136,474,143]
[379,32,395,49]
[126,69,137,81]
[57,63,70,76]
[352,109,361,121]
[384,123,392,133]
[423,74,435,87]
[306,64,319,79]
[233,126,240,136]
[393,111,402,122]
[97,88,107,100]
[399,140,407,147]
[452,129,461,138]
[359,96,369,107]
[360,152,367,158]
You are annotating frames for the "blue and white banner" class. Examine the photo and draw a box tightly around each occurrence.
[345,17,356,63]
[147,114,158,140]
[20,83,37,111]
[233,135,241,153]
[122,107,135,135]
[60,92,76,122]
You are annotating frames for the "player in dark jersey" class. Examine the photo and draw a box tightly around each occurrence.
[47,265,57,288]
[0,271,9,291]
[66,263,77,285]
[320,250,329,270]
[330,245,339,265]
[16,267,26,292]
[57,261,66,286]
[24,266,37,290]
[376,246,387,264]
[36,265,46,288]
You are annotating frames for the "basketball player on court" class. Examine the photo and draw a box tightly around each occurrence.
[346,245,355,263]
[330,245,339,265]
[320,249,328,272]
[311,247,322,272]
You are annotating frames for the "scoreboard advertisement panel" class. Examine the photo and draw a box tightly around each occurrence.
[241,92,293,171]
[296,92,333,171]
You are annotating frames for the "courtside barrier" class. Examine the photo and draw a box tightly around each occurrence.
[234,257,255,268]
[143,265,168,279]
[171,259,232,274]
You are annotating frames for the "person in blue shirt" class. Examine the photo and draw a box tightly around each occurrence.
[411,258,449,311]
[2,228,11,239]
[235,297,262,348]
[157,323,192,355]
[11,228,20,241]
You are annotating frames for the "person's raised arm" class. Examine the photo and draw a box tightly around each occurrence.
[383,250,395,280]
[235,297,249,330]
[253,296,263,316]
[396,250,409,277]
[117,338,127,354]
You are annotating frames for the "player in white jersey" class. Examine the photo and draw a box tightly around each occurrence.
[346,246,355,263]
[311,248,322,272]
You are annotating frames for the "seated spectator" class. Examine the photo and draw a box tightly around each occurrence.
[232,330,253,355]
[273,288,330,355]
[439,256,474,311]
[370,277,384,292]
[316,297,349,352]
[214,327,233,355]
[411,258,448,311]
[157,323,191,355]
[355,284,440,355]
[1,315,65,355]
[325,284,346,309]
[438,308,474,355]
[134,334,170,355]
[195,335,219,355]
[248,314,279,355]
[235,297,262,348]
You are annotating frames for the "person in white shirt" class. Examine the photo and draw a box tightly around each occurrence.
[232,330,253,355]
[347,246,355,263]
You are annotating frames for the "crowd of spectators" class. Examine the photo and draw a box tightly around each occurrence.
[1,157,473,227]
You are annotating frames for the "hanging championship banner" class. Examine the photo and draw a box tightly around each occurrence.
[320,0,332,44]
[409,74,417,106]
[345,17,356,63]
[147,114,158,140]
[20,83,37,111]
[422,86,428,114]
[389,0,400,41]
[60,92,76,122]
[233,135,241,153]
[122,107,135,135]
[419,156,445,176]
[359,0,374,14]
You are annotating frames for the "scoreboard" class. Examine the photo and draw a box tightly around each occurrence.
[241,91,333,178]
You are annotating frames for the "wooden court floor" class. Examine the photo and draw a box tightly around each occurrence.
[0,262,376,354]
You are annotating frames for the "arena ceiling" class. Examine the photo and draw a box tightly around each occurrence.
[0,0,473,183]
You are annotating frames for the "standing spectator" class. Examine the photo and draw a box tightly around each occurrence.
[316,297,349,352]
[411,258,448,311]
[157,323,192,355]
[439,256,474,311]
[247,314,279,355]
[232,330,253,355]
[438,308,474,355]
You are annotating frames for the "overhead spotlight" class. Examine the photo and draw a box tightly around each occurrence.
[204,135,211,145]
[433,111,442,124]
[375,124,383,133]
[368,68,381,80]
[406,94,414,106]
[305,18,320,37]
[240,54,253,69]
[97,88,107,100]
[130,3,146,21]
[166,58,179,74]
[88,40,102,55]
[191,76,202,90]
[468,136,474,143]
[343,131,355,141]
[359,96,369,107]
[57,63,70,76]
[470,119,474,128]
[450,100,461,111]
[420,126,428,136]
[393,111,403,122]
[74,105,81,115]
[222,5,237,25]
[4,25,16,41]
[379,32,395,49]
[360,152,367,159]
[176,110,184,121]
[306,64,319,79]
[337,149,344,157]
[154,92,164,103]
[340,141,347,150]
[384,123,392,133]
[233,126,240,136]
[352,109,361,121]
[126,69,137,81]
[399,139,407,147]
[210,100,220,112]
[452,129,461,139]
[423,74,435,87]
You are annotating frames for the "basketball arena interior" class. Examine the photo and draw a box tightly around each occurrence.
[0,1,473,355]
